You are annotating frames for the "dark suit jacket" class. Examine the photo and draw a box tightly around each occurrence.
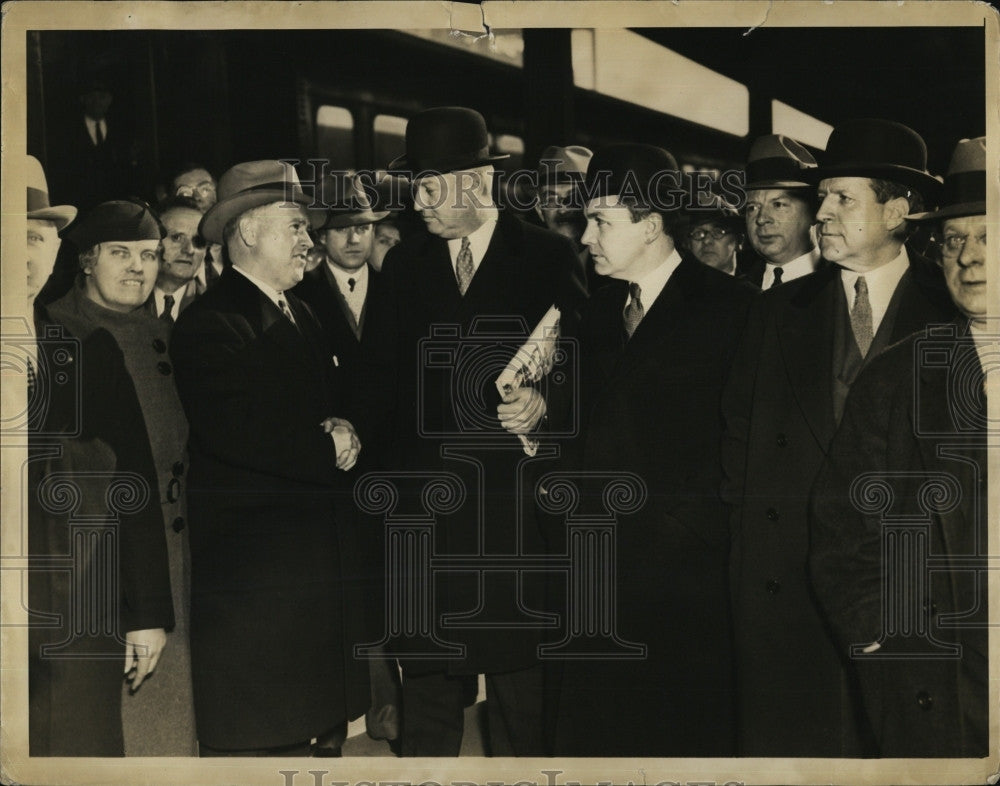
[809,322,988,757]
[352,211,587,676]
[170,268,369,749]
[550,256,755,757]
[721,251,957,755]
[293,263,378,380]
[47,115,134,210]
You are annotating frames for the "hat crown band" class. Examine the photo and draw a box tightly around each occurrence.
[745,157,815,186]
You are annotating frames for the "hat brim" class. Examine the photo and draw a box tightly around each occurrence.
[808,164,941,200]
[320,210,391,230]
[744,179,814,191]
[200,189,324,245]
[28,205,77,232]
[386,152,510,175]
[907,200,986,222]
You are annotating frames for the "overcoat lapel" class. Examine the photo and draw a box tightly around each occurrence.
[777,267,838,449]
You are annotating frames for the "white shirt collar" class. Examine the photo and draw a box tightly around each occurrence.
[232,264,287,310]
[763,246,820,289]
[327,260,368,294]
[626,248,684,312]
[839,245,910,334]
[446,207,499,274]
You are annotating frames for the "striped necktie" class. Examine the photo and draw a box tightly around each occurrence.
[623,282,644,338]
[455,237,475,295]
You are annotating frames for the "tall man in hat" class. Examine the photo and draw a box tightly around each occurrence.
[170,160,369,756]
[810,137,990,758]
[741,134,822,289]
[722,119,957,756]
[351,107,586,757]
[546,144,756,756]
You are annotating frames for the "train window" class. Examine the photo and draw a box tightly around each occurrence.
[374,114,408,170]
[771,100,833,151]
[494,134,524,171]
[316,105,355,171]
[571,29,749,137]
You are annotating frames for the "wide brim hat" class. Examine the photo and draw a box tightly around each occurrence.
[67,200,163,252]
[386,107,509,174]
[809,118,941,199]
[200,160,325,244]
[27,155,77,231]
[537,145,593,185]
[908,136,986,221]
[582,143,681,208]
[317,173,390,230]
[744,134,817,190]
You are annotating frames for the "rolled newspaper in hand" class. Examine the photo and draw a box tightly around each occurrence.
[495,305,561,456]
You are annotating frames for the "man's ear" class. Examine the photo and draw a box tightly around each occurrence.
[883,196,910,232]
[644,211,664,242]
[237,215,257,247]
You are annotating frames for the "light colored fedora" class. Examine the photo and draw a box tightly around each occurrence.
[27,155,77,231]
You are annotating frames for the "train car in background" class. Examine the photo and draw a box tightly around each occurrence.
[27,25,985,210]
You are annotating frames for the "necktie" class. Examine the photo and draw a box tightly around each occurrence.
[623,282,644,338]
[771,266,783,288]
[455,237,475,295]
[348,277,356,293]
[160,294,175,326]
[851,276,874,356]
[26,355,37,400]
[277,296,298,327]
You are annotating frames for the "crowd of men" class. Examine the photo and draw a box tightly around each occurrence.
[23,104,989,759]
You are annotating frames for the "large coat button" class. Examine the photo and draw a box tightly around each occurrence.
[152,338,167,353]
[157,361,173,375]
[166,477,181,503]
[916,691,933,710]
[172,517,185,532]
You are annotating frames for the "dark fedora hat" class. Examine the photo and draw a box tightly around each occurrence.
[908,137,985,221]
[317,174,389,230]
[200,160,325,244]
[27,155,77,231]
[536,145,593,185]
[744,134,817,190]
[386,107,509,174]
[811,118,940,198]
[67,200,163,252]
[582,143,682,208]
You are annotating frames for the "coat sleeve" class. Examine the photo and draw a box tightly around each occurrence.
[170,306,341,488]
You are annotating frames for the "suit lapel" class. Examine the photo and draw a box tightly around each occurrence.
[321,262,362,340]
[777,267,838,448]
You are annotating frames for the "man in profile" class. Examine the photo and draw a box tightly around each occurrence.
[810,137,989,758]
[171,159,367,756]
[722,119,956,756]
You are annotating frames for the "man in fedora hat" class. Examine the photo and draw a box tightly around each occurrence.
[722,119,957,756]
[351,106,586,757]
[169,160,369,756]
[683,203,745,277]
[810,137,989,758]
[742,134,822,289]
[545,143,755,756]
[294,173,389,376]
[27,155,77,309]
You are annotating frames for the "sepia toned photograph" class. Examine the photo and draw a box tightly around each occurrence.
[1,2,996,785]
